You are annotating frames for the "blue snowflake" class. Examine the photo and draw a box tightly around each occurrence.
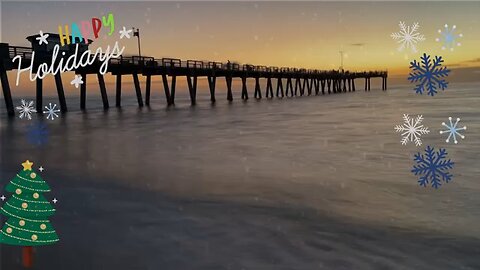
[27,122,49,146]
[411,146,454,189]
[408,53,451,96]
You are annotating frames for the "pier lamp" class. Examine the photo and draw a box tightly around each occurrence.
[339,50,345,72]
[132,27,141,57]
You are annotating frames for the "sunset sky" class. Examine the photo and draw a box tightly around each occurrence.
[1,1,480,95]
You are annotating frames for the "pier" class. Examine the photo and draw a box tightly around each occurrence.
[0,38,387,117]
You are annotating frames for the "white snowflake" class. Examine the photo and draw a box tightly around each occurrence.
[15,99,36,120]
[436,24,463,51]
[119,26,133,39]
[35,30,49,45]
[43,103,60,120]
[391,21,425,53]
[70,75,83,88]
[394,114,430,146]
[440,117,466,144]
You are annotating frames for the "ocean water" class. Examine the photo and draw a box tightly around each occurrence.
[0,82,480,269]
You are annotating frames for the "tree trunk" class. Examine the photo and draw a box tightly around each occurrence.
[22,246,33,268]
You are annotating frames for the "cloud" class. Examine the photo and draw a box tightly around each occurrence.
[448,63,464,68]
[447,58,480,68]
[349,43,365,47]
[463,58,480,63]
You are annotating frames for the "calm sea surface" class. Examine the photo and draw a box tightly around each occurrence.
[1,82,479,269]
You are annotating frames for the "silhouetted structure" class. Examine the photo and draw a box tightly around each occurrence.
[0,37,387,117]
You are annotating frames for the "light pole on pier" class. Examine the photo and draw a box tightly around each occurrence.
[132,27,141,57]
[339,50,344,72]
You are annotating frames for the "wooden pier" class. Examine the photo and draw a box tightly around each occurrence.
[0,42,387,117]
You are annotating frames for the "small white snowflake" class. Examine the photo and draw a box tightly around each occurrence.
[394,114,430,146]
[43,103,60,120]
[36,30,49,45]
[119,26,133,39]
[440,117,466,144]
[391,21,425,53]
[16,99,37,120]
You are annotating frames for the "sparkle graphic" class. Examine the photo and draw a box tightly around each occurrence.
[436,24,463,51]
[440,117,466,144]
[43,103,60,121]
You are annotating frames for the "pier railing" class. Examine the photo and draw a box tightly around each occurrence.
[108,56,387,77]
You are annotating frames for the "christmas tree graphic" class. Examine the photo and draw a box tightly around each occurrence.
[0,160,59,267]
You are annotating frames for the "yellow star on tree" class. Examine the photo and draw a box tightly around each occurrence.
[21,160,33,171]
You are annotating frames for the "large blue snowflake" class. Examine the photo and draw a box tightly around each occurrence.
[408,53,450,96]
[411,146,454,189]
[27,122,49,146]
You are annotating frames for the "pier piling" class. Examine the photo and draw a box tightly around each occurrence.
[188,75,199,105]
[276,78,284,98]
[254,77,262,99]
[80,74,87,110]
[226,76,233,101]
[161,74,172,105]
[54,73,67,112]
[145,75,151,106]
[133,73,144,107]
[241,77,248,100]
[207,76,215,103]
[97,73,109,109]
[36,78,43,113]
[266,77,273,98]
[115,75,122,107]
